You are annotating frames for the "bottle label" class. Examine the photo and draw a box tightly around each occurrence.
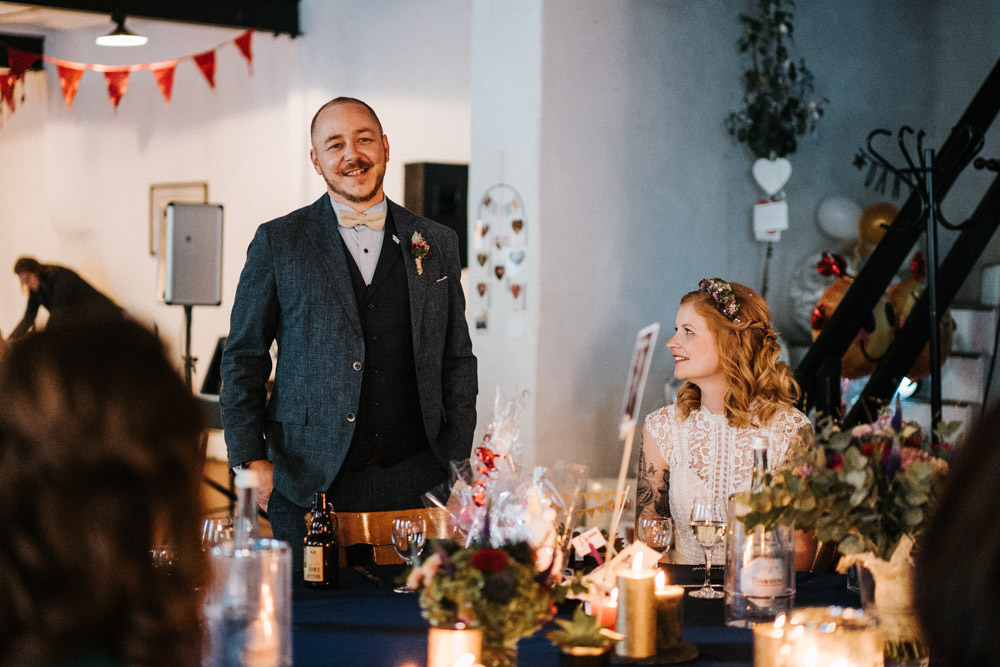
[740,557,785,597]
[304,545,324,582]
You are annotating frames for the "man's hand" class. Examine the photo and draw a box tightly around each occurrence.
[245,460,274,512]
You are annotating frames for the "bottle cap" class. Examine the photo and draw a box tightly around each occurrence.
[234,467,260,488]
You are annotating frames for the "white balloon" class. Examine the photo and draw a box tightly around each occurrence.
[816,196,863,240]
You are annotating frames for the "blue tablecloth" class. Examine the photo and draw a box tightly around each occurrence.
[292,566,860,667]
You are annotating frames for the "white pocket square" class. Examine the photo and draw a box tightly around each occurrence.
[435,276,448,283]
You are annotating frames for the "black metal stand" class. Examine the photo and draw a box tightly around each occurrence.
[182,304,197,391]
[854,126,986,438]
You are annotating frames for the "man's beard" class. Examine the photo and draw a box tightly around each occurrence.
[325,167,385,204]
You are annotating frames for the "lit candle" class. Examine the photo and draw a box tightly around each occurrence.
[426,626,482,667]
[756,607,880,667]
[585,588,618,629]
[614,553,657,658]
[752,615,785,666]
[654,570,685,651]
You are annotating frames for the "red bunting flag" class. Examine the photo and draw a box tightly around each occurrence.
[6,47,40,79]
[234,30,253,73]
[56,63,86,109]
[193,50,216,88]
[151,61,178,107]
[104,69,130,109]
[1,74,16,111]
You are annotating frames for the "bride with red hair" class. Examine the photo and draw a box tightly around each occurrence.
[636,278,813,565]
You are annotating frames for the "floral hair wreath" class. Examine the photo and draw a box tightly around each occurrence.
[698,277,742,323]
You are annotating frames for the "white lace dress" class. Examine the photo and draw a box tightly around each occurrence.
[643,403,811,565]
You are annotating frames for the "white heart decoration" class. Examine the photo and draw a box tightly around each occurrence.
[752,157,792,196]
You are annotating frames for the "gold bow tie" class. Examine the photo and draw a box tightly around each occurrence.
[338,209,386,231]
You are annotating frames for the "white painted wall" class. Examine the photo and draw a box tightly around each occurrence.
[2,0,999,475]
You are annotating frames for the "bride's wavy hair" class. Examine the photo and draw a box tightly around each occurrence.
[675,280,800,428]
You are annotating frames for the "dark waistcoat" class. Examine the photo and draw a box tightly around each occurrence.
[340,214,430,470]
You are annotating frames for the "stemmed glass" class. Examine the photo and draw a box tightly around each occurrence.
[688,496,727,599]
[201,516,234,551]
[637,516,674,562]
[392,515,426,594]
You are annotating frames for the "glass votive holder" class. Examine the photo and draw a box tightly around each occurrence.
[753,606,882,667]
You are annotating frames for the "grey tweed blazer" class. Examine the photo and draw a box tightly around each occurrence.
[220,195,478,507]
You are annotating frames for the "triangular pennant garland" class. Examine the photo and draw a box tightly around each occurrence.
[193,51,216,88]
[104,69,130,109]
[151,61,178,107]
[0,30,255,118]
[6,47,39,78]
[0,74,16,111]
[234,29,253,73]
[56,63,86,109]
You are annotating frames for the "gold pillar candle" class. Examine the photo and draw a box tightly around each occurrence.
[614,556,657,658]
[654,571,685,651]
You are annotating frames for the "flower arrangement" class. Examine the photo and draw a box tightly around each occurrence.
[733,409,957,561]
[411,231,430,275]
[725,0,826,159]
[406,539,562,664]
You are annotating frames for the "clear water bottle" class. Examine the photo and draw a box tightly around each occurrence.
[204,468,285,666]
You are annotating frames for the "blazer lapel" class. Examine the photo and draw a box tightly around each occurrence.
[306,195,363,336]
[389,200,426,351]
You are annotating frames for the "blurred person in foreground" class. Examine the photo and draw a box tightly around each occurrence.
[916,403,1000,666]
[0,317,207,667]
[7,256,123,343]
[635,278,813,564]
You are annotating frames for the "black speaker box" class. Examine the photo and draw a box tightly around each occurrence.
[160,202,223,306]
[404,163,468,268]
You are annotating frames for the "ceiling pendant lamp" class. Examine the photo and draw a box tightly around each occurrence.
[96,13,148,47]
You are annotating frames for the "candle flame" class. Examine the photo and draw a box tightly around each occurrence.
[631,552,642,570]
[611,587,619,602]
[655,570,666,589]
[453,654,476,667]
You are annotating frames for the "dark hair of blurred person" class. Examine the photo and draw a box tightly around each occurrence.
[0,317,207,667]
[915,403,1000,666]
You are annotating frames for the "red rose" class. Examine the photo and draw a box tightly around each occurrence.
[471,548,509,574]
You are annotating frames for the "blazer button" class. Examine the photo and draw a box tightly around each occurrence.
[352,361,363,371]
[346,413,356,422]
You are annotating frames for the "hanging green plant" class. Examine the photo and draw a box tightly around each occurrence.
[726,0,827,159]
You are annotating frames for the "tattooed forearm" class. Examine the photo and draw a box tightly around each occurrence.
[653,468,671,518]
[635,444,654,521]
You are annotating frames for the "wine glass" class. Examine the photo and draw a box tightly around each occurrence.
[688,496,727,599]
[201,516,234,551]
[392,515,426,593]
[637,516,674,562]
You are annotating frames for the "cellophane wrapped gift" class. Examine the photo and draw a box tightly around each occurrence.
[426,388,588,573]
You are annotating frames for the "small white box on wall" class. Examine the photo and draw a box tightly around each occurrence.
[981,263,1000,305]
[753,200,788,242]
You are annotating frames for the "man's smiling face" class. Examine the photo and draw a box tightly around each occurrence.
[309,101,390,210]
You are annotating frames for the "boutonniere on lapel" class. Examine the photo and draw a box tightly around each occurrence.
[410,231,431,275]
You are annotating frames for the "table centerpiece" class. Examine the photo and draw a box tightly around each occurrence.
[732,407,959,666]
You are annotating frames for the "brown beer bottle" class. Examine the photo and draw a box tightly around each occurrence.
[303,491,339,589]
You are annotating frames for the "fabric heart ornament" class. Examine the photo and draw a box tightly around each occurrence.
[511,219,523,234]
[751,157,792,196]
[476,253,488,267]
[477,282,487,297]
[508,249,525,266]
[494,266,505,280]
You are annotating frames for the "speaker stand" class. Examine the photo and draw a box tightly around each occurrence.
[182,304,197,391]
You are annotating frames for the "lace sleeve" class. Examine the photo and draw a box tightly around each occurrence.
[769,407,814,470]
[636,408,672,523]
